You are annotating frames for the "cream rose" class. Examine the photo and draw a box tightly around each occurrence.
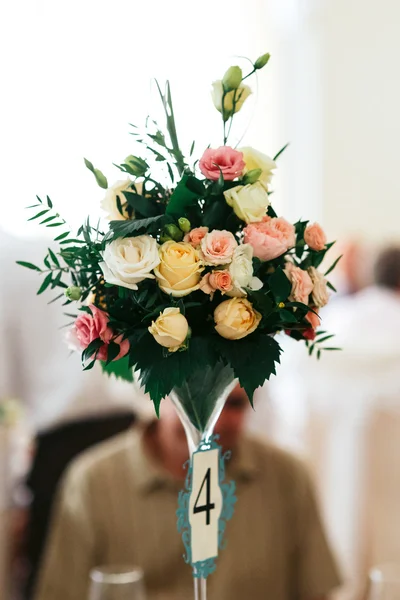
[224,182,270,224]
[227,244,263,297]
[148,307,189,352]
[239,147,277,188]
[154,241,204,297]
[308,267,330,308]
[101,179,138,221]
[100,235,160,291]
[214,297,261,340]
[211,81,252,119]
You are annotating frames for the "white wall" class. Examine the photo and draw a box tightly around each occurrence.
[268,0,400,244]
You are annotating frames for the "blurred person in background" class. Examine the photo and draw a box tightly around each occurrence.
[0,229,136,599]
[268,245,400,600]
[35,384,341,600]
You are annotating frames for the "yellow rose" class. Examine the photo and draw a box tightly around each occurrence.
[214,298,261,340]
[239,147,277,188]
[154,241,204,297]
[223,182,270,224]
[211,81,252,120]
[148,307,189,352]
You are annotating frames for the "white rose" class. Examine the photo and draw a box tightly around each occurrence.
[100,235,160,291]
[239,147,277,188]
[224,182,270,224]
[227,244,263,297]
[211,81,252,119]
[101,179,142,221]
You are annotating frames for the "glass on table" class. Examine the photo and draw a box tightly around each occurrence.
[368,564,400,600]
[88,565,146,600]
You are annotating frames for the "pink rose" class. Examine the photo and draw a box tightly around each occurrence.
[306,309,320,330]
[200,270,233,295]
[199,146,245,181]
[243,217,296,261]
[184,226,209,247]
[201,230,238,265]
[304,223,327,251]
[75,305,129,362]
[284,262,313,304]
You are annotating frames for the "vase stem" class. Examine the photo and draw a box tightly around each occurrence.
[193,574,207,600]
[170,364,237,600]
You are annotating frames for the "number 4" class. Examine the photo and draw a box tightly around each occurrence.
[193,468,215,525]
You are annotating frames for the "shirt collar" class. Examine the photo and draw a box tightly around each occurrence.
[127,429,259,495]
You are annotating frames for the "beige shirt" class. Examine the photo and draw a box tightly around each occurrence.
[35,429,341,600]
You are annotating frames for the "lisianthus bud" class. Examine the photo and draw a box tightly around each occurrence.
[164,224,184,242]
[65,286,82,301]
[123,155,148,177]
[178,217,191,233]
[160,233,173,244]
[243,168,262,185]
[254,53,270,70]
[222,66,243,92]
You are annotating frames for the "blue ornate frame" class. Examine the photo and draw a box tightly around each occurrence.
[176,435,237,579]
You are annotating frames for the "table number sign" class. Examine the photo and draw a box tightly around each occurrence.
[177,437,236,578]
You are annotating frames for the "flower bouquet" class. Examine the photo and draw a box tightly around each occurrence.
[19,51,339,595]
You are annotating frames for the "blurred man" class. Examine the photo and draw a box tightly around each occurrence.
[0,230,136,597]
[35,385,341,600]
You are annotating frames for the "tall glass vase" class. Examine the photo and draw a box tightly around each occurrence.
[170,362,237,600]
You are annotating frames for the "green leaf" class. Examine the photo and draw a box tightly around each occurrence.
[84,158,108,189]
[48,248,60,267]
[40,215,56,225]
[108,214,169,241]
[59,238,84,244]
[269,267,291,303]
[28,209,49,221]
[81,338,103,362]
[167,162,175,183]
[327,281,337,292]
[54,231,70,241]
[46,196,53,208]
[16,261,41,272]
[123,191,160,218]
[215,334,281,404]
[315,334,335,344]
[279,309,298,323]
[323,347,341,351]
[285,301,312,313]
[273,142,289,161]
[248,290,274,316]
[83,358,97,371]
[166,175,201,218]
[105,341,120,365]
[186,176,206,196]
[325,254,342,277]
[37,272,53,295]
[101,355,134,382]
